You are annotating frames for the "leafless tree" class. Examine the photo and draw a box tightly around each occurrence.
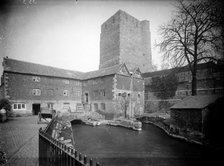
[158,0,223,95]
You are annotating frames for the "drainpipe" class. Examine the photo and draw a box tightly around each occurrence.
[130,74,133,119]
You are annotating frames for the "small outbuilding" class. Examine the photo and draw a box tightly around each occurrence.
[170,95,223,133]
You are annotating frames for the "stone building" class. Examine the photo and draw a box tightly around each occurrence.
[0,10,149,118]
[99,10,152,73]
[0,58,144,118]
[0,58,83,115]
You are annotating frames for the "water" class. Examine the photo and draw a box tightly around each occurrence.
[72,123,216,166]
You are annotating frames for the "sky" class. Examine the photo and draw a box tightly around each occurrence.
[0,0,175,77]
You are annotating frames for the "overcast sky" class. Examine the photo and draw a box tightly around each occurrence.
[0,0,175,76]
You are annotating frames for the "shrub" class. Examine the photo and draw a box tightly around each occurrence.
[0,98,12,117]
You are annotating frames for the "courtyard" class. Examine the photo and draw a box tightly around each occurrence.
[1,115,222,166]
[0,116,46,166]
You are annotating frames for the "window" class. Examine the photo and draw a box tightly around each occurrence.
[13,103,26,110]
[47,103,54,110]
[32,76,40,82]
[33,89,41,96]
[84,93,89,103]
[93,90,98,97]
[99,89,105,96]
[75,90,81,97]
[75,81,81,86]
[13,104,17,109]
[22,104,25,109]
[100,103,106,111]
[63,90,69,96]
[62,79,69,84]
[63,103,70,109]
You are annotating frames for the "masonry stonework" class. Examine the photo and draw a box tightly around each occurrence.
[100,10,152,73]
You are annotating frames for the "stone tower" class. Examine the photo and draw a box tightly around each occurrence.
[99,10,152,73]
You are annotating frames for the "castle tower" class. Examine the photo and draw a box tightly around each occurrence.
[99,10,152,73]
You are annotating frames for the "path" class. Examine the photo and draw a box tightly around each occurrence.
[0,116,47,166]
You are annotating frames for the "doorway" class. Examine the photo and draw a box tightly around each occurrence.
[32,103,41,115]
[84,92,89,103]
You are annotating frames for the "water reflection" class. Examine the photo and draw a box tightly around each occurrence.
[72,123,215,166]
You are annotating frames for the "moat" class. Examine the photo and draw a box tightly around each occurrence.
[72,123,213,166]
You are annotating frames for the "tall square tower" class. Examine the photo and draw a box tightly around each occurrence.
[99,10,152,73]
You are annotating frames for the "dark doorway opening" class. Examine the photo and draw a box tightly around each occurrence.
[85,93,89,103]
[32,103,41,115]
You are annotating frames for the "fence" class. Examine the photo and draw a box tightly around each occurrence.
[39,128,100,166]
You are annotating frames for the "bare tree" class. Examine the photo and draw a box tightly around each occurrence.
[158,0,223,95]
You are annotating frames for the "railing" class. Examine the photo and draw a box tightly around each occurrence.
[39,128,100,166]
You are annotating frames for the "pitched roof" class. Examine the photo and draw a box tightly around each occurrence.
[171,95,222,109]
[3,58,84,80]
[142,68,174,78]
[3,58,125,80]
[81,64,123,80]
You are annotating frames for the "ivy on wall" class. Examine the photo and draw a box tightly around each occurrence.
[149,73,178,99]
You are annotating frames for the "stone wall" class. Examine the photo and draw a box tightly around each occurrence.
[82,75,114,102]
[99,10,152,73]
[143,62,224,113]
[113,74,144,118]
[99,11,120,69]
[5,72,82,114]
[6,72,82,101]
